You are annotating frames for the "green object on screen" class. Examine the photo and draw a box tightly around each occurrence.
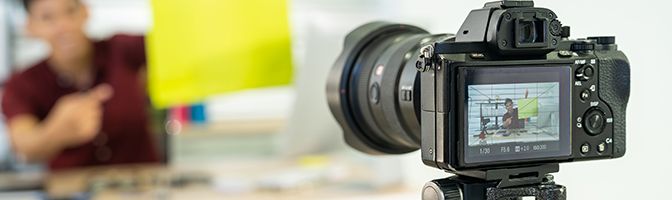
[147,0,293,108]
[517,98,538,119]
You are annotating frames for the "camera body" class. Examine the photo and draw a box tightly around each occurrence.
[418,1,630,172]
[327,0,629,175]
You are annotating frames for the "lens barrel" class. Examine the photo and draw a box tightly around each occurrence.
[327,22,447,154]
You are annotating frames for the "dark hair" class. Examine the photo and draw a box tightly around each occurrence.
[21,0,32,11]
[21,0,79,12]
[505,98,513,105]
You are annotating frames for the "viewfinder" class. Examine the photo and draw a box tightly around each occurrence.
[515,18,548,48]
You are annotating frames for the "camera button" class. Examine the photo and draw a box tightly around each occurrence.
[580,143,591,154]
[583,109,606,136]
[583,65,594,77]
[597,142,607,153]
[575,65,594,81]
[580,90,591,101]
[370,83,380,104]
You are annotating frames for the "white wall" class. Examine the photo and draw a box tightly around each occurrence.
[0,0,10,81]
[0,0,9,166]
[539,1,672,199]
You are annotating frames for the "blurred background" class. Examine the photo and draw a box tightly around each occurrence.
[0,0,670,199]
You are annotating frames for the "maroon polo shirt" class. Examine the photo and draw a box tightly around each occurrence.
[1,35,159,170]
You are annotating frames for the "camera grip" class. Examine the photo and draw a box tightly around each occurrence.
[596,50,630,158]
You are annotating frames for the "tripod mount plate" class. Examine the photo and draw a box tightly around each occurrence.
[422,164,566,200]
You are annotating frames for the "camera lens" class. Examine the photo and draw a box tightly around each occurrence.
[327,22,449,154]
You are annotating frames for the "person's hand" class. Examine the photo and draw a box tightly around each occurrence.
[43,84,113,147]
[503,118,512,128]
[525,89,529,99]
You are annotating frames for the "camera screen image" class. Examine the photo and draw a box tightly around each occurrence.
[467,82,560,146]
[462,66,572,164]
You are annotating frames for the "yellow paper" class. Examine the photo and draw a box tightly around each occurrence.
[517,98,538,119]
[147,0,293,108]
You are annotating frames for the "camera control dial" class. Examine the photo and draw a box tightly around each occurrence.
[422,179,462,200]
[583,108,606,136]
[588,36,616,45]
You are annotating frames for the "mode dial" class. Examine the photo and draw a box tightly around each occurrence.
[588,36,616,45]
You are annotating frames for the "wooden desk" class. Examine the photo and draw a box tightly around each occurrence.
[43,162,416,200]
[0,170,43,192]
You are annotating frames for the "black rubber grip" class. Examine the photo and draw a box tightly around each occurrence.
[596,50,630,158]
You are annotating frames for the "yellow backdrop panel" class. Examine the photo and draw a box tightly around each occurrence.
[147,0,293,108]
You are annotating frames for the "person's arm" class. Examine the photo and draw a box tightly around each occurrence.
[7,115,69,162]
[5,85,113,163]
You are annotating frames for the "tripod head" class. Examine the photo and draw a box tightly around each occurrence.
[422,164,566,200]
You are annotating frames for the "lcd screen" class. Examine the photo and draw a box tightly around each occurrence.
[462,66,572,164]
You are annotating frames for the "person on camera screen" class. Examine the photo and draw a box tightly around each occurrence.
[502,89,530,131]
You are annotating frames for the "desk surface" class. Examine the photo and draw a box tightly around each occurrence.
[0,161,417,200]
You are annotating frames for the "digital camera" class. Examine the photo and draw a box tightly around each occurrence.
[326,0,630,174]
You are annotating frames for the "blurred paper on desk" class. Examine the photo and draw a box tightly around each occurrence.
[147,0,293,108]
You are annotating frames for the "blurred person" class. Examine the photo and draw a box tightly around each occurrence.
[1,0,158,170]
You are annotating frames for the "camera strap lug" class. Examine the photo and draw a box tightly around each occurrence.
[417,41,490,72]
[416,44,435,72]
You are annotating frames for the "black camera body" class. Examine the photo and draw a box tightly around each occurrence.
[327,0,629,176]
[419,1,630,172]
